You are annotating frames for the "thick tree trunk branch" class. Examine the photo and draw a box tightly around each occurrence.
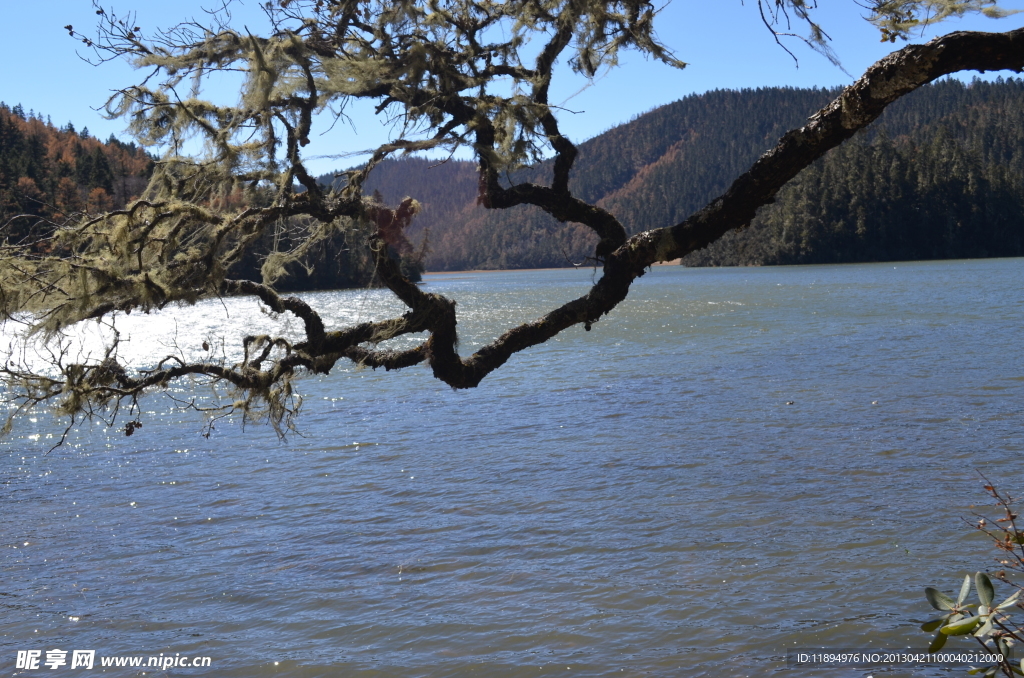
[421,27,1024,389]
[627,27,1024,271]
[223,279,327,349]
[8,19,1022,440]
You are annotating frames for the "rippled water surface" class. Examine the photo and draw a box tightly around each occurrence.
[3,259,1024,677]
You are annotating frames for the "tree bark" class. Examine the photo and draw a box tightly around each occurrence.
[422,27,1024,387]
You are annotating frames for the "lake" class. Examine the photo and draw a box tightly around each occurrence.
[3,259,1023,677]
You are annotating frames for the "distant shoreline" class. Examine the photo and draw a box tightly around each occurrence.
[424,259,681,276]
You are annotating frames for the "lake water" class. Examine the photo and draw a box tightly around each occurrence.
[2,259,1023,677]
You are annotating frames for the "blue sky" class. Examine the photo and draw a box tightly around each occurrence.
[3,1,1023,174]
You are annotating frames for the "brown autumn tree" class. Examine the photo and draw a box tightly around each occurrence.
[1,0,1022,440]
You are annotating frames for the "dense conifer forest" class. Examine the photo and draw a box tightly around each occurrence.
[690,78,1024,265]
[341,78,1024,271]
[0,103,153,244]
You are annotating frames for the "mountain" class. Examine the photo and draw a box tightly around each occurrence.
[0,103,153,243]
[337,78,1024,271]
[0,103,428,293]
[10,77,1016,285]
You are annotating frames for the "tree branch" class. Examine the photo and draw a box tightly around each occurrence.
[645,27,1024,267]
[416,26,1024,388]
[6,6,1021,439]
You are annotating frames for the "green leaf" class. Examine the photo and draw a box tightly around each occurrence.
[927,587,956,611]
[976,572,995,608]
[929,631,948,652]
[974,616,994,638]
[941,616,981,635]
[921,617,946,632]
[959,574,973,605]
[998,589,1022,610]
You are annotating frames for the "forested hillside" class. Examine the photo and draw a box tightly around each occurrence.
[9,78,1020,284]
[687,79,1024,265]
[0,103,424,291]
[345,78,1024,271]
[0,103,153,243]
